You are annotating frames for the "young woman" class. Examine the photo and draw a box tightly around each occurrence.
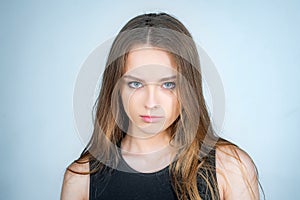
[61,13,264,200]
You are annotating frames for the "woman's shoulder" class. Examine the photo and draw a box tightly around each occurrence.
[215,138,260,199]
[215,139,256,168]
[60,158,90,200]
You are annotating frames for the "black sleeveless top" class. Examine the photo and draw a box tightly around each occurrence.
[89,148,219,200]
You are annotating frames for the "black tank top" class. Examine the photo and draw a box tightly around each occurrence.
[89,148,218,200]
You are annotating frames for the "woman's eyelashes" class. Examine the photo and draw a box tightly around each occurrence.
[128,81,143,89]
[162,82,176,89]
[127,81,176,90]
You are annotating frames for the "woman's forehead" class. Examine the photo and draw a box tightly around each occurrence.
[123,52,177,83]
[122,66,177,83]
[124,46,177,72]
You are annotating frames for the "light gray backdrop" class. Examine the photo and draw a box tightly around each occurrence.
[1,0,299,199]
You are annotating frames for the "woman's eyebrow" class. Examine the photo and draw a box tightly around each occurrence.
[122,75,177,82]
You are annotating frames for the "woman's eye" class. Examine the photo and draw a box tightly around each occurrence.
[128,81,143,89]
[162,82,176,89]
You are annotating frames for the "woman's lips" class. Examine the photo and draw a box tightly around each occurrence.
[140,115,164,123]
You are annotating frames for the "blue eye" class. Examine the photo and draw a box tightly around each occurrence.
[162,82,176,89]
[128,81,143,89]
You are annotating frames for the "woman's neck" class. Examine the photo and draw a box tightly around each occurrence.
[119,126,177,173]
[120,127,171,154]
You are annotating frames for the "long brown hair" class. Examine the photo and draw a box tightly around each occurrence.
[68,12,264,200]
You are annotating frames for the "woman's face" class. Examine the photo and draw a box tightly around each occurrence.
[120,46,180,138]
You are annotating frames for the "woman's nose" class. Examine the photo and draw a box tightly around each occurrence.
[144,83,160,109]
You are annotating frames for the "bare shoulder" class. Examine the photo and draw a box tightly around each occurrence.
[215,144,260,200]
[60,160,90,200]
[215,144,257,172]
